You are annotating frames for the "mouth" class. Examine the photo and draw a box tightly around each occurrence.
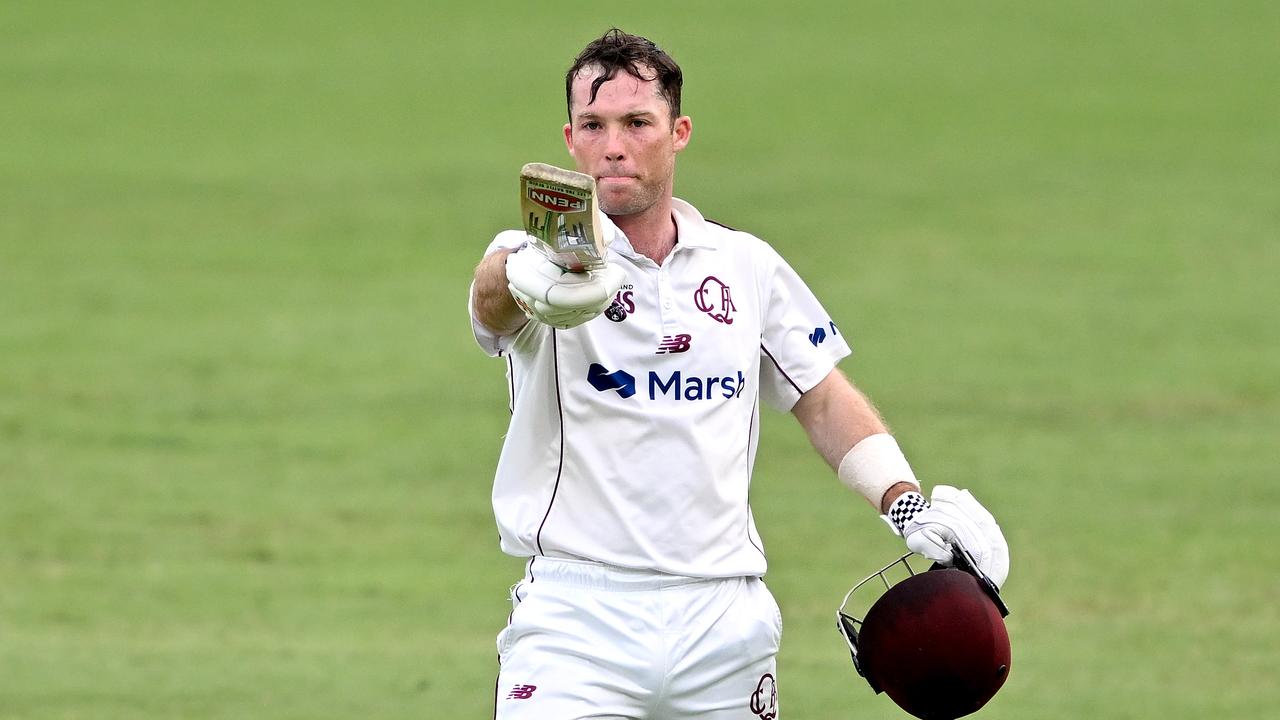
[596,170,637,182]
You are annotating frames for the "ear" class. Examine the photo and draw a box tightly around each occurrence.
[563,122,574,156]
[671,115,692,153]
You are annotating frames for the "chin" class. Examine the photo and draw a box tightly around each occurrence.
[599,194,635,216]
[602,200,647,217]
[601,191,659,218]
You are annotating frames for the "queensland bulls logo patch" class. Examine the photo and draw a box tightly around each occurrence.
[605,287,636,322]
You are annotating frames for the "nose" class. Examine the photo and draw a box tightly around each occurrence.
[604,128,626,162]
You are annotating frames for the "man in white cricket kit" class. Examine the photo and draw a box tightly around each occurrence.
[469,28,1010,720]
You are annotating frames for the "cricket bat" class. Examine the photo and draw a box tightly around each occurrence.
[519,163,607,272]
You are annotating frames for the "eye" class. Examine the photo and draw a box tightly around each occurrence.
[629,119,648,128]
[582,121,601,131]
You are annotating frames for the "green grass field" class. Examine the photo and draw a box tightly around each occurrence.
[2,1,1277,718]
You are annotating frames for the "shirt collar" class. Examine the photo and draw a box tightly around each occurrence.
[671,198,720,250]
[603,197,720,258]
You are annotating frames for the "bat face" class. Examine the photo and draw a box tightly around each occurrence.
[520,163,607,272]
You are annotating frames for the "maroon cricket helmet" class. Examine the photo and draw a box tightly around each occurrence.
[837,548,1011,720]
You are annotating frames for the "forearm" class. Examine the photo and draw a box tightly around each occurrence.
[797,379,1010,585]
[876,481,919,513]
[472,248,527,336]
[792,369,919,511]
[793,369,887,467]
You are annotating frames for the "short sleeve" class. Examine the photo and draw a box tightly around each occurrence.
[756,245,851,411]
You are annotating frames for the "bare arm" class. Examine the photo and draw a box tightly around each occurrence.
[791,368,917,512]
[472,248,528,336]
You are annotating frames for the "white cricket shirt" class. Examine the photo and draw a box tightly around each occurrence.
[469,198,851,578]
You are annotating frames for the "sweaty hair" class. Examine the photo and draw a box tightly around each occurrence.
[565,28,683,121]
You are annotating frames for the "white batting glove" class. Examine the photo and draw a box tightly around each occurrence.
[505,245,626,330]
[883,485,1010,589]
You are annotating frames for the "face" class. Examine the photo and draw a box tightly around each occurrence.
[563,67,692,218]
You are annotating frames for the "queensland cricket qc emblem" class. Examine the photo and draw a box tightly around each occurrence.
[749,673,778,719]
[695,275,736,324]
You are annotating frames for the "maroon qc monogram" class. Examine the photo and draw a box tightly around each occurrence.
[749,673,777,719]
[694,276,736,324]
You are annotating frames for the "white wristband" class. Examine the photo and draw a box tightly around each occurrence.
[837,433,919,508]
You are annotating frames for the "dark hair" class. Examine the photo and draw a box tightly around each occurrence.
[565,28,683,121]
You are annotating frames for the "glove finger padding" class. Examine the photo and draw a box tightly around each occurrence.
[529,303,603,329]
[506,247,626,330]
[903,486,1010,588]
[544,263,625,308]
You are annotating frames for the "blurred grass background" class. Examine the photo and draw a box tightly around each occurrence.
[1,1,1277,718]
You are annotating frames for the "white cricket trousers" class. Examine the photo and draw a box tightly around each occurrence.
[494,557,782,720]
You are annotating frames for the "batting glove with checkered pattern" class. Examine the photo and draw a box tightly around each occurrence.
[883,485,1010,589]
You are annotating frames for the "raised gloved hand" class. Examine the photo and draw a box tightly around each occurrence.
[883,485,1009,588]
[505,246,626,330]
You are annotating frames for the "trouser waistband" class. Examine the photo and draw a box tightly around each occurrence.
[523,556,745,591]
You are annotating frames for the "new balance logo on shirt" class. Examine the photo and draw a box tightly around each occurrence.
[506,684,537,700]
[656,333,692,354]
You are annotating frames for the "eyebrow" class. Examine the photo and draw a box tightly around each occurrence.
[574,110,660,122]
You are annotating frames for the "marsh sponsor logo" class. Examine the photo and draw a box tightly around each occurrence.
[587,363,637,398]
[587,364,747,401]
[649,369,746,401]
[809,320,839,346]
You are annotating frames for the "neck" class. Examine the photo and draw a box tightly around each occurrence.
[611,199,677,264]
